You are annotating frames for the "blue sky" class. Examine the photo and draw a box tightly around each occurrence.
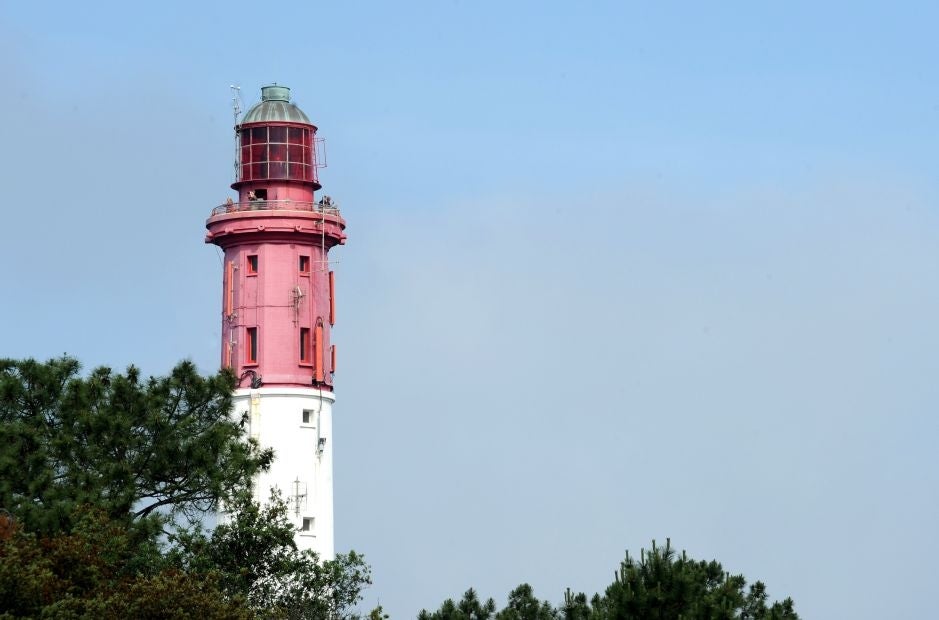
[2,2,939,617]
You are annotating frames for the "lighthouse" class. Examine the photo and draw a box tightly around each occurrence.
[205,84,345,559]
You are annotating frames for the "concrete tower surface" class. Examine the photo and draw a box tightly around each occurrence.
[205,84,345,559]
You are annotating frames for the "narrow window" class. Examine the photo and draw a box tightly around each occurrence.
[225,261,234,317]
[299,255,310,274]
[247,254,259,275]
[246,327,258,364]
[301,517,314,532]
[302,409,313,425]
[300,327,311,364]
[328,271,335,325]
[314,322,325,384]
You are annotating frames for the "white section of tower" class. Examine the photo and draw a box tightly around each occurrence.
[230,386,335,559]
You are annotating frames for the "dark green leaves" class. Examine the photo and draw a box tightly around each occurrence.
[174,491,372,620]
[0,357,371,619]
[0,356,271,535]
[421,539,798,620]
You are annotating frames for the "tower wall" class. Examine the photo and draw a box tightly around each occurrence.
[206,85,345,557]
[216,229,335,385]
[231,387,335,559]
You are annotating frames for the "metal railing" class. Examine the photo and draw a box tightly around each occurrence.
[210,199,341,218]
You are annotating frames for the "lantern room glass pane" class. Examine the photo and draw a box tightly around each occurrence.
[269,144,287,162]
[251,127,267,143]
[269,126,287,143]
[289,163,303,178]
[288,127,303,143]
[241,145,251,164]
[251,163,267,178]
[287,144,303,163]
[251,144,267,162]
[269,162,287,179]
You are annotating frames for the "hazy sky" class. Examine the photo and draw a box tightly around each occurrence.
[3,2,939,618]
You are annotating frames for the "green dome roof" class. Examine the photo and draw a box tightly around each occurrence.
[241,85,311,124]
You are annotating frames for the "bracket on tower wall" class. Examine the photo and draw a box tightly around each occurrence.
[239,369,263,389]
[291,478,307,517]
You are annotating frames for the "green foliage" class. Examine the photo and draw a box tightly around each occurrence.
[559,590,595,620]
[0,496,372,619]
[418,588,496,620]
[0,357,371,619]
[422,540,798,620]
[588,539,798,620]
[496,585,557,620]
[0,356,273,535]
[369,605,390,620]
[175,491,372,620]
[0,506,249,619]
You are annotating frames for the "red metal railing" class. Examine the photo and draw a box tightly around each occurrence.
[210,199,341,218]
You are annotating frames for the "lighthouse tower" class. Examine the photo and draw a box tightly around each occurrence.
[205,85,345,559]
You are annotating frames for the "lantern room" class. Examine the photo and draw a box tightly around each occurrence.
[233,84,321,194]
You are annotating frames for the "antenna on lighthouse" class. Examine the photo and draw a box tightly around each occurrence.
[230,85,243,180]
[230,84,243,124]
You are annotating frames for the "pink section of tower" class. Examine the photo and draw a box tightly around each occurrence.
[205,85,346,389]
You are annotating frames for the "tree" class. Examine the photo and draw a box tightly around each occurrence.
[583,539,798,620]
[0,357,372,619]
[0,506,250,619]
[496,585,557,620]
[419,588,496,620]
[422,540,798,620]
[0,357,272,535]
[0,495,373,620]
[175,491,372,620]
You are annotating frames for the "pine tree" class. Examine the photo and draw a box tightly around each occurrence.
[0,356,273,535]
[420,539,798,620]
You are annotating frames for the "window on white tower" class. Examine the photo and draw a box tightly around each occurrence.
[301,517,314,533]
[301,409,316,426]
